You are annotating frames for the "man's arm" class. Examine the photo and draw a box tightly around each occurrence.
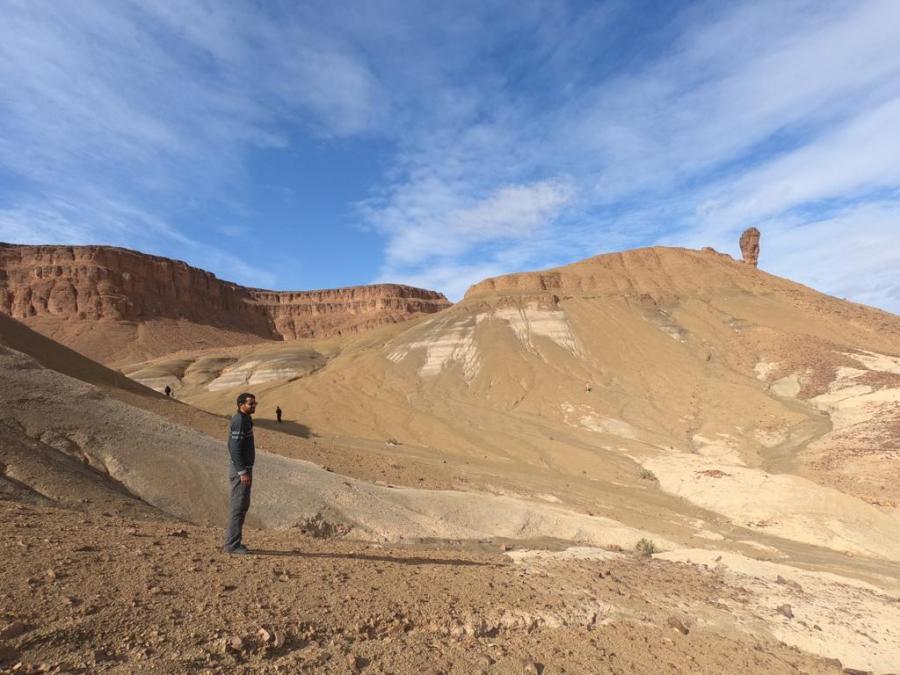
[228,416,248,474]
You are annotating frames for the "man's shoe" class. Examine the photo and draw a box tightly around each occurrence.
[236,544,249,552]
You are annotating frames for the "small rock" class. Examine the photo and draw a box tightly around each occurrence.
[474,654,494,668]
[0,621,28,640]
[124,527,139,536]
[346,653,361,672]
[257,628,272,643]
[667,616,690,635]
[776,604,793,619]
[273,630,286,648]
[45,569,57,581]
[168,528,189,538]
[227,636,243,651]
[500,544,511,552]
[522,659,542,674]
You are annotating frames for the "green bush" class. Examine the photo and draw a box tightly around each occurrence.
[635,538,658,557]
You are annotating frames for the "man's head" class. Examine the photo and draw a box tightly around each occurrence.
[237,392,257,415]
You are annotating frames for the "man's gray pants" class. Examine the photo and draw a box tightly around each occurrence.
[224,471,251,551]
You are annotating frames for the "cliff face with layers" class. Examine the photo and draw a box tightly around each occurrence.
[252,285,451,340]
[0,244,274,333]
[0,244,450,363]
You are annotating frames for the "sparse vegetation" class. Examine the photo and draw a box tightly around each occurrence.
[639,468,657,481]
[635,538,659,557]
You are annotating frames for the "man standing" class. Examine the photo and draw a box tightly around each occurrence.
[275,406,282,423]
[224,392,257,554]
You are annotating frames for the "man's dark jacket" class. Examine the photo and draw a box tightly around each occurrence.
[228,412,255,473]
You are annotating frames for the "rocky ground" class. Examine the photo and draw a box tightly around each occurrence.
[1,501,858,675]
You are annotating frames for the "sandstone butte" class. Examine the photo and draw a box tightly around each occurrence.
[0,243,451,365]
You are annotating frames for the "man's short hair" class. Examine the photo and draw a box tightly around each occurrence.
[237,392,256,408]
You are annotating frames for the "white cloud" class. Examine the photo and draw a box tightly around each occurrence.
[380,0,900,310]
[368,178,574,268]
[762,202,900,314]
[0,0,382,285]
[0,194,276,289]
[0,0,898,315]
[696,95,900,229]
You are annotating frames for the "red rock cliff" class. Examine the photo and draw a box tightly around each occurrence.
[249,285,452,340]
[0,244,450,362]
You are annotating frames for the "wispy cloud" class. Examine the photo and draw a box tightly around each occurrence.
[0,0,381,285]
[358,0,900,309]
[0,1,898,313]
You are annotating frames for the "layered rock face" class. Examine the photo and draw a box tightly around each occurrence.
[0,244,273,333]
[0,244,450,362]
[252,285,451,340]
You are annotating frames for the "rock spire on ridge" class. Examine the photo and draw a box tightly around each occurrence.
[740,227,760,267]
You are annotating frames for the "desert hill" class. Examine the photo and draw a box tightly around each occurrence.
[4,244,900,672]
[130,246,900,560]
[0,243,450,365]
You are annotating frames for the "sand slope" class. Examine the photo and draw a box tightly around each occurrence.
[134,247,900,563]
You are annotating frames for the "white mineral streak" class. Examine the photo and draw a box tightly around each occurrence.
[207,359,311,390]
[387,316,481,380]
[753,361,778,380]
[560,402,637,439]
[207,360,260,390]
[691,434,743,465]
[811,359,900,433]
[644,452,900,559]
[387,305,578,379]
[248,366,306,385]
[847,349,900,374]
[770,373,801,398]
[491,307,580,355]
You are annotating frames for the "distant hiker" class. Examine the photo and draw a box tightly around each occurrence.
[164,385,171,397]
[585,382,592,393]
[276,406,282,423]
[224,392,257,554]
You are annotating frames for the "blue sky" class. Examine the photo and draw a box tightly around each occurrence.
[1,1,899,312]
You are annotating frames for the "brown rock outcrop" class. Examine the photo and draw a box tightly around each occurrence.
[250,285,451,341]
[0,243,274,331]
[739,227,760,267]
[0,243,450,363]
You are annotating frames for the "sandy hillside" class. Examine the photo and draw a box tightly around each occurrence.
[131,247,900,559]
[4,245,900,673]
